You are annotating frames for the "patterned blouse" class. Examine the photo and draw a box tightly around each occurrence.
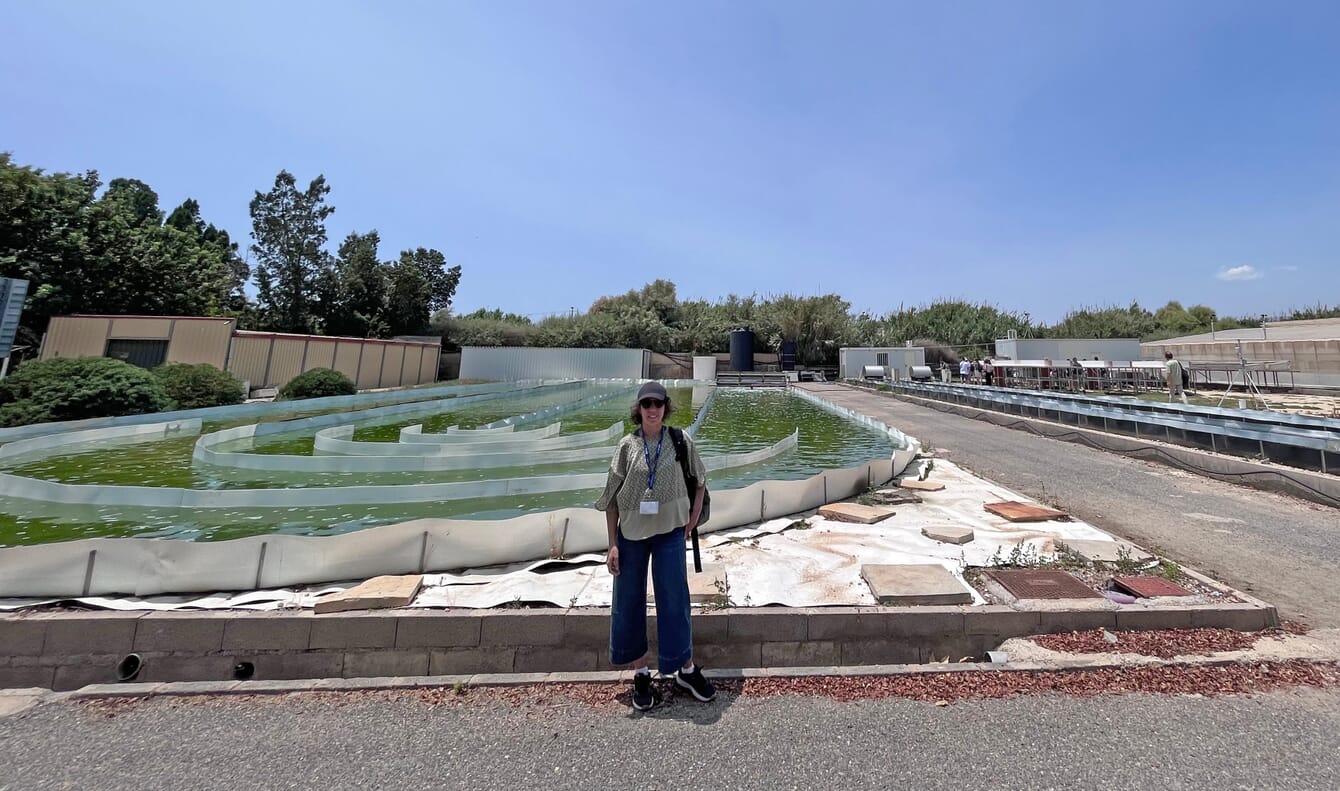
[595,427,707,541]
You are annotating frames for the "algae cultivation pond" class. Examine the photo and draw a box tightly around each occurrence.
[0,384,901,546]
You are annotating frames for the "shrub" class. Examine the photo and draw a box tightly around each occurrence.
[279,367,356,400]
[0,357,173,427]
[153,363,245,410]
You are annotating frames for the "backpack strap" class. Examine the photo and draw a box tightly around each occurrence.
[668,427,702,573]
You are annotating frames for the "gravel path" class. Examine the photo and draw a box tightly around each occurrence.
[798,384,1340,628]
[3,685,1340,790]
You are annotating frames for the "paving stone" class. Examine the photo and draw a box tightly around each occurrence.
[818,503,896,524]
[839,639,919,665]
[727,611,808,642]
[314,575,423,614]
[860,564,973,606]
[983,501,1068,522]
[0,665,54,690]
[921,526,974,544]
[688,564,729,605]
[1060,539,1154,564]
[872,488,923,505]
[898,479,944,491]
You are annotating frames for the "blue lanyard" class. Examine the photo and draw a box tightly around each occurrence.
[641,427,664,489]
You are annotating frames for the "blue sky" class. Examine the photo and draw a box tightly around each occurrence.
[3,1,1337,323]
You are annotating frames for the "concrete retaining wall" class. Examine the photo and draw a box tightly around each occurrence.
[0,599,1278,691]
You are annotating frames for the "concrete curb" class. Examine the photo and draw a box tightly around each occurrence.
[18,651,1337,705]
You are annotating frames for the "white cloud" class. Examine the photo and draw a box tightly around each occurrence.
[1217,265,1262,281]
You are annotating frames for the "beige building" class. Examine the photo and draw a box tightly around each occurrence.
[1142,318,1340,390]
[40,315,439,392]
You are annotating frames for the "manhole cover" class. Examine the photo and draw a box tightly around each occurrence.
[984,569,1103,599]
[1111,576,1194,598]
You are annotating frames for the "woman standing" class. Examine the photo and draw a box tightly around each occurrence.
[595,381,715,711]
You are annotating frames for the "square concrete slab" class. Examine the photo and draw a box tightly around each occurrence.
[1060,540,1155,564]
[921,526,974,545]
[819,503,896,524]
[860,564,973,606]
[315,575,423,614]
[983,501,1068,522]
[898,479,945,492]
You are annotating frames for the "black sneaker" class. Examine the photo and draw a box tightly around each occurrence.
[631,672,661,711]
[675,665,716,702]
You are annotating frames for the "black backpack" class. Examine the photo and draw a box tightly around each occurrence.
[1180,362,1190,390]
[668,427,710,572]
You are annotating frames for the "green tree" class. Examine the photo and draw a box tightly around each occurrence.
[384,248,460,336]
[320,231,389,338]
[0,155,247,335]
[249,171,335,333]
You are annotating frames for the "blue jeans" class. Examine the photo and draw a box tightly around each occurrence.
[610,527,693,674]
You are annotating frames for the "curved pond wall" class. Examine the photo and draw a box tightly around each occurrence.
[0,380,919,596]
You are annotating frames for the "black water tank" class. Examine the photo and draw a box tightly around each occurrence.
[729,329,754,371]
[780,340,798,371]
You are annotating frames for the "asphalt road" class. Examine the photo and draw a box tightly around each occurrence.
[798,384,1340,628]
[2,688,1339,790]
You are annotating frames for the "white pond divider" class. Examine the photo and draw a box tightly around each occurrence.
[313,421,624,457]
[0,381,919,596]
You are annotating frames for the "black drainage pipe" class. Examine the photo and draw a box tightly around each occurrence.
[232,661,255,681]
[116,654,143,683]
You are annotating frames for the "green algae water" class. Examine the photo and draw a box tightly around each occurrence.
[0,386,895,546]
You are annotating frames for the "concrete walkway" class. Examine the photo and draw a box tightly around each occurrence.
[796,383,1340,628]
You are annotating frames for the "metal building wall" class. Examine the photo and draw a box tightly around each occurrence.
[226,335,272,386]
[303,340,337,371]
[165,318,234,367]
[995,338,1141,362]
[459,347,648,380]
[40,317,112,359]
[838,347,926,379]
[333,342,362,381]
[357,344,385,389]
[380,344,406,388]
[42,316,232,364]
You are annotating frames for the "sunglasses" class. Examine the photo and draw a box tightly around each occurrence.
[639,398,666,409]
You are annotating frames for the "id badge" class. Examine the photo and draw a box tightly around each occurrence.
[639,491,659,515]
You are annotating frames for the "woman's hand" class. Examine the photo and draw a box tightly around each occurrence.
[606,546,620,576]
[684,516,698,540]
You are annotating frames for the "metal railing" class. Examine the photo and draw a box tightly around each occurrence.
[881,380,1339,475]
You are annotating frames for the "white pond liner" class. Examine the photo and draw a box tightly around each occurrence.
[0,460,1117,610]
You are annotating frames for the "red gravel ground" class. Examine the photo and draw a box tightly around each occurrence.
[78,661,1340,715]
[1027,627,1301,658]
[406,661,1340,709]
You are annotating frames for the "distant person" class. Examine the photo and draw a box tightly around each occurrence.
[959,358,971,382]
[983,358,995,386]
[596,382,715,711]
[1164,351,1188,405]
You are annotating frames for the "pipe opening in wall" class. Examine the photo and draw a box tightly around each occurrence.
[116,653,143,683]
[232,661,255,680]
